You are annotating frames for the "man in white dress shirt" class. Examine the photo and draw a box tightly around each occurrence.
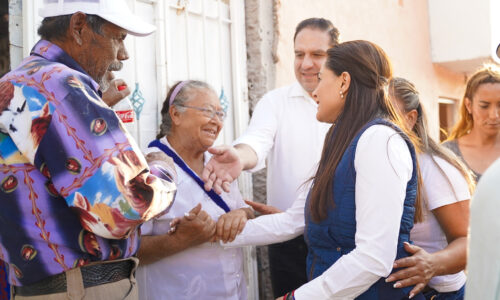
[203,18,339,298]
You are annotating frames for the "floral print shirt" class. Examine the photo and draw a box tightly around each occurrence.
[0,40,176,286]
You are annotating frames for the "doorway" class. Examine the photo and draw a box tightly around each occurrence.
[438,97,458,141]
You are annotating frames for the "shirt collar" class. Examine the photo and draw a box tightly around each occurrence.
[289,81,316,104]
[31,40,100,92]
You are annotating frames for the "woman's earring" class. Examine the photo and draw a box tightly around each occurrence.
[340,90,344,99]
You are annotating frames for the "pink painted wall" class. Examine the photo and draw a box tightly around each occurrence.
[274,0,467,137]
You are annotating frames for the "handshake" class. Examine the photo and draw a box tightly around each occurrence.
[168,203,255,246]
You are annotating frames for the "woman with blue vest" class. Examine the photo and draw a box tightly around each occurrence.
[385,78,474,300]
[282,40,424,300]
[224,40,423,299]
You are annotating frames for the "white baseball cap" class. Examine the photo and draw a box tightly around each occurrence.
[39,0,156,36]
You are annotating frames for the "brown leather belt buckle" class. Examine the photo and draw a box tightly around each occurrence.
[13,259,134,297]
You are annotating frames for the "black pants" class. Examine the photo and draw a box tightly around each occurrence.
[268,235,308,298]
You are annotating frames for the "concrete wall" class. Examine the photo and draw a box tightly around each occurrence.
[0,1,9,77]
[244,1,280,299]
[429,0,500,73]
[428,0,496,67]
[273,0,471,138]
[245,0,279,111]
[7,0,23,70]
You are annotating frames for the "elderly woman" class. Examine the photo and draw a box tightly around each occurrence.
[443,64,500,180]
[136,80,253,300]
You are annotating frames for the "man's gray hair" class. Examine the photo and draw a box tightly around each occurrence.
[37,14,107,41]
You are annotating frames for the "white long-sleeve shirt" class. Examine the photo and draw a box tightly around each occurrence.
[235,82,331,211]
[225,125,413,299]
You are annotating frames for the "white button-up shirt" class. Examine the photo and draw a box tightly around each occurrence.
[137,137,247,300]
[235,82,331,211]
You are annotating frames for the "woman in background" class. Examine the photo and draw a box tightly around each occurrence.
[443,65,500,180]
[386,77,474,300]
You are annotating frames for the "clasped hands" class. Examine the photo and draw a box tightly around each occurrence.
[168,203,250,246]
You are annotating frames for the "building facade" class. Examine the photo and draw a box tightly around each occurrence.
[4,0,500,299]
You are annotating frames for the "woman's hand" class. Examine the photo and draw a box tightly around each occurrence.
[387,200,470,298]
[386,242,436,298]
[245,199,282,215]
[137,204,215,265]
[172,204,216,248]
[215,208,249,243]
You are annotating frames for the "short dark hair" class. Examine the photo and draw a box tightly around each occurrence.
[37,14,107,41]
[293,18,340,47]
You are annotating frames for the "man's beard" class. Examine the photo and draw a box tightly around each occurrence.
[99,62,123,91]
[99,76,110,91]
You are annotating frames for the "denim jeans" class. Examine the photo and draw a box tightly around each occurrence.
[423,285,465,300]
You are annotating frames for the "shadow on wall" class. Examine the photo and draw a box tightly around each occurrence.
[0,0,9,77]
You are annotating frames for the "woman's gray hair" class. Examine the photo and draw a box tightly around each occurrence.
[157,80,216,139]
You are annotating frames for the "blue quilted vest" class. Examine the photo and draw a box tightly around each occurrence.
[304,118,419,299]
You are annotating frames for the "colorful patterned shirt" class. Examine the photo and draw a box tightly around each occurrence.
[0,40,176,286]
[0,260,7,299]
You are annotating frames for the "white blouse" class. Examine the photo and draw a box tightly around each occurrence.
[411,153,470,292]
[225,125,413,299]
[137,137,248,300]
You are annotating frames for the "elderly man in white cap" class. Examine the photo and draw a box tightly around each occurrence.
[0,1,176,299]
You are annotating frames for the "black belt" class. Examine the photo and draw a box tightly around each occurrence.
[13,259,134,297]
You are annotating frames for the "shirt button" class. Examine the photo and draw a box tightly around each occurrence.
[336,247,341,251]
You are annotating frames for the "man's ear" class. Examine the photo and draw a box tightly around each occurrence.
[69,12,87,45]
